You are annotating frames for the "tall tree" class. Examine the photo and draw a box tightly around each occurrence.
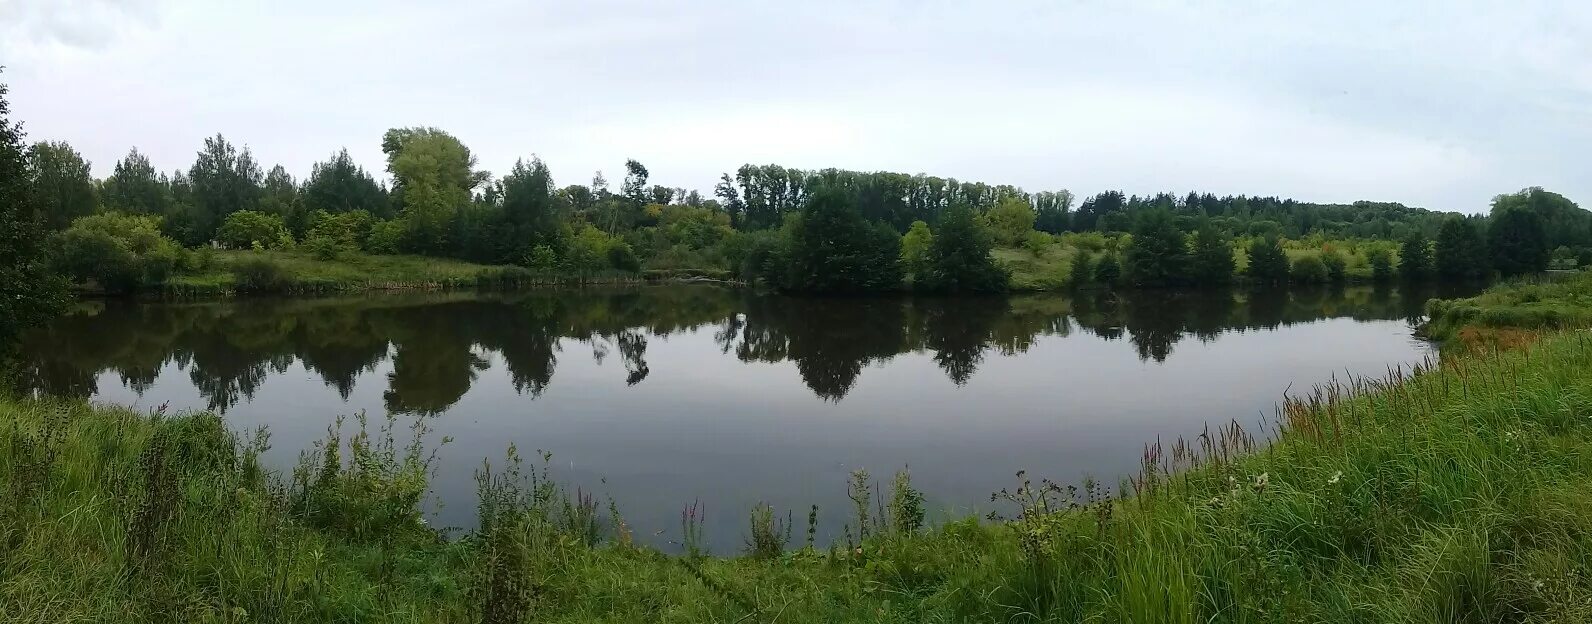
[1032,190,1073,234]
[785,185,902,292]
[101,148,171,217]
[1433,216,1488,280]
[920,206,1008,293]
[713,173,744,228]
[1489,187,1590,250]
[259,165,304,235]
[382,127,485,253]
[621,159,649,206]
[304,148,390,218]
[188,134,263,243]
[0,71,67,364]
[1245,236,1289,285]
[611,158,648,231]
[899,220,933,280]
[26,140,97,230]
[1488,207,1550,277]
[1188,220,1235,286]
[1124,210,1188,287]
[1398,231,1432,281]
[500,157,560,262]
[984,197,1036,246]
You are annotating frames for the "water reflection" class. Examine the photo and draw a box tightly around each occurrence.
[19,284,1468,409]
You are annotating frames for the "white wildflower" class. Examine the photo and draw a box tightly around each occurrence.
[1328,471,1342,485]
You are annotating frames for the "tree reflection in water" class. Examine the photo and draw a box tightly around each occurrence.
[17,283,1473,408]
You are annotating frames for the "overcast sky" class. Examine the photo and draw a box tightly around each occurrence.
[3,0,1589,214]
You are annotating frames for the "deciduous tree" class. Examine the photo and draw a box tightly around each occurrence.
[785,186,903,293]
[1488,207,1549,277]
[0,71,67,356]
[1398,231,1432,281]
[1434,216,1488,280]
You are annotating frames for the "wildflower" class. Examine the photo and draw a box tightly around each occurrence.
[1253,472,1269,492]
[1328,471,1342,485]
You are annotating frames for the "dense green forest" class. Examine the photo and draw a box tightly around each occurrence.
[5,65,1592,299]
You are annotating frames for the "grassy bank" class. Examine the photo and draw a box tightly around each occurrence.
[7,321,1592,620]
[151,250,730,297]
[1423,271,1592,342]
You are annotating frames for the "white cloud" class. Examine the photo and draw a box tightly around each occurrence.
[2,0,1588,213]
[0,0,160,57]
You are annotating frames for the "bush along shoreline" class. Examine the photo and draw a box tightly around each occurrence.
[1421,270,1592,345]
[65,249,739,298]
[5,281,1592,620]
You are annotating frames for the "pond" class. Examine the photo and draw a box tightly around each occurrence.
[18,283,1478,552]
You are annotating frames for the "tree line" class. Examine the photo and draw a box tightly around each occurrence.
[6,66,1590,300]
[1069,189,1571,290]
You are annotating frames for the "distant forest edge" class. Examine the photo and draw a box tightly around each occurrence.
[21,125,1592,295]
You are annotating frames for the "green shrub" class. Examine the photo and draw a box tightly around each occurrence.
[526,244,558,270]
[1322,249,1348,283]
[919,206,1004,293]
[185,245,217,273]
[304,233,346,261]
[216,210,289,250]
[1023,230,1051,255]
[53,212,184,292]
[55,228,140,292]
[307,209,375,250]
[1368,247,1394,282]
[229,255,289,293]
[607,241,641,272]
[366,219,405,255]
[564,224,617,275]
[1290,255,1329,284]
[1245,236,1290,284]
[1093,253,1121,286]
[1069,253,1093,289]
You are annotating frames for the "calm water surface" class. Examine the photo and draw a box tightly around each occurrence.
[21,284,1477,551]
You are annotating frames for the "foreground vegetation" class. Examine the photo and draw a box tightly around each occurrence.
[6,298,1592,620]
[1423,271,1592,343]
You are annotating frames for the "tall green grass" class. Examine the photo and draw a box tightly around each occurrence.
[5,330,1592,621]
[1424,271,1592,340]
